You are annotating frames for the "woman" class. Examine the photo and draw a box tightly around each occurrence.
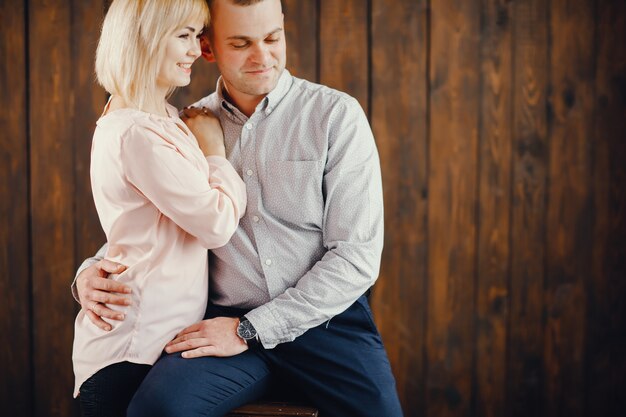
[72,0,246,415]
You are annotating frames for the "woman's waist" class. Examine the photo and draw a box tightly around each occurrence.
[105,235,208,272]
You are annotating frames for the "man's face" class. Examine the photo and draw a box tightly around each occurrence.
[207,0,286,102]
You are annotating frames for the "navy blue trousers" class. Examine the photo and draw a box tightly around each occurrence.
[127,296,403,417]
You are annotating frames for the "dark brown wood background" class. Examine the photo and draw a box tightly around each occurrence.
[1,1,625,416]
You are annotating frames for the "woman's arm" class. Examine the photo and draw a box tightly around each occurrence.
[121,123,246,249]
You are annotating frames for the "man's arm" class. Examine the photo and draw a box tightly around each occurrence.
[244,96,384,348]
[71,243,106,302]
[72,243,132,331]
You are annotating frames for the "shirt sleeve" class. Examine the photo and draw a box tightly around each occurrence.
[121,124,247,249]
[245,97,384,348]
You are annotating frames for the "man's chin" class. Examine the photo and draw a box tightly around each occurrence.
[243,71,282,93]
[242,81,279,97]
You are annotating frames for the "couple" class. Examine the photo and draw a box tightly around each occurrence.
[72,0,403,416]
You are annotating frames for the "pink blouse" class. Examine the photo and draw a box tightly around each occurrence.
[72,102,246,396]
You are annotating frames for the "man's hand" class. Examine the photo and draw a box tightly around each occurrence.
[165,317,248,358]
[76,260,131,331]
[180,107,226,158]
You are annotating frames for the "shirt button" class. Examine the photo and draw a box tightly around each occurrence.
[246,169,253,176]
[245,123,253,130]
[252,215,260,223]
[265,259,272,266]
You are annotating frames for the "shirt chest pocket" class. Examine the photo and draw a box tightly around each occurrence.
[263,160,325,227]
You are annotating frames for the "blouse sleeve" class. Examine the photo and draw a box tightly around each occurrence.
[120,124,246,249]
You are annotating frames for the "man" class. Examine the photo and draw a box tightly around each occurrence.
[74,0,403,415]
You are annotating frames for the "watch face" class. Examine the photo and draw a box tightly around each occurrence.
[237,319,257,340]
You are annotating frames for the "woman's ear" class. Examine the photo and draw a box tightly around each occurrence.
[200,34,215,62]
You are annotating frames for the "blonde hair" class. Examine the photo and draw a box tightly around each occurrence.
[96,0,209,111]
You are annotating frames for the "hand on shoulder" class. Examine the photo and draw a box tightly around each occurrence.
[180,107,226,158]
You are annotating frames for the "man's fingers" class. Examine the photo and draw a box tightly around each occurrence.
[174,321,203,338]
[91,303,125,321]
[165,337,212,354]
[90,290,131,306]
[97,259,127,274]
[93,277,131,295]
[167,330,203,347]
[85,310,112,331]
[181,345,219,359]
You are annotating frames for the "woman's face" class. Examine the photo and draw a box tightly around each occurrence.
[157,20,204,92]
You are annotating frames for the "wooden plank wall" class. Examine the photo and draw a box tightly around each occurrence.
[1,1,624,416]
[0,0,31,416]
[27,1,108,416]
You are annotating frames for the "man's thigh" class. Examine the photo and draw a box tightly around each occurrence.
[267,296,404,417]
[127,350,272,417]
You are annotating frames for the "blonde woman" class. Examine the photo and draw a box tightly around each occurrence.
[72,0,246,415]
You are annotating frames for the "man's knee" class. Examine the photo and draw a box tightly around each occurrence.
[127,382,184,417]
[127,385,227,417]
[369,386,404,417]
[128,352,272,417]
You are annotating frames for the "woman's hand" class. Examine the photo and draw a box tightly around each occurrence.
[181,107,226,158]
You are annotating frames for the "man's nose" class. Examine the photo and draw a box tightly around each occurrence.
[249,43,271,65]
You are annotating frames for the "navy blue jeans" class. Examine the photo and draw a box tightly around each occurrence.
[127,296,403,417]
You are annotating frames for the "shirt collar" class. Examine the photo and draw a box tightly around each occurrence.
[215,69,293,119]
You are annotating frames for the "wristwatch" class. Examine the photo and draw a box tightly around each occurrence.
[237,316,261,349]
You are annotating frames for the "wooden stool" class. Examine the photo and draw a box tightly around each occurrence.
[227,401,319,416]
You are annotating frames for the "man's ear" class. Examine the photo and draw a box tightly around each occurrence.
[200,34,216,62]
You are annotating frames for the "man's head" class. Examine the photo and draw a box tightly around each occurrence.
[202,0,286,112]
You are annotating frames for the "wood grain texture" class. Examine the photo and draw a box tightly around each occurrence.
[588,1,626,416]
[0,0,31,416]
[29,0,79,415]
[319,0,368,112]
[1,1,625,416]
[370,0,428,415]
[507,1,549,415]
[283,0,318,82]
[227,401,318,416]
[427,1,480,416]
[72,0,107,280]
[475,1,513,416]
[545,0,595,415]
